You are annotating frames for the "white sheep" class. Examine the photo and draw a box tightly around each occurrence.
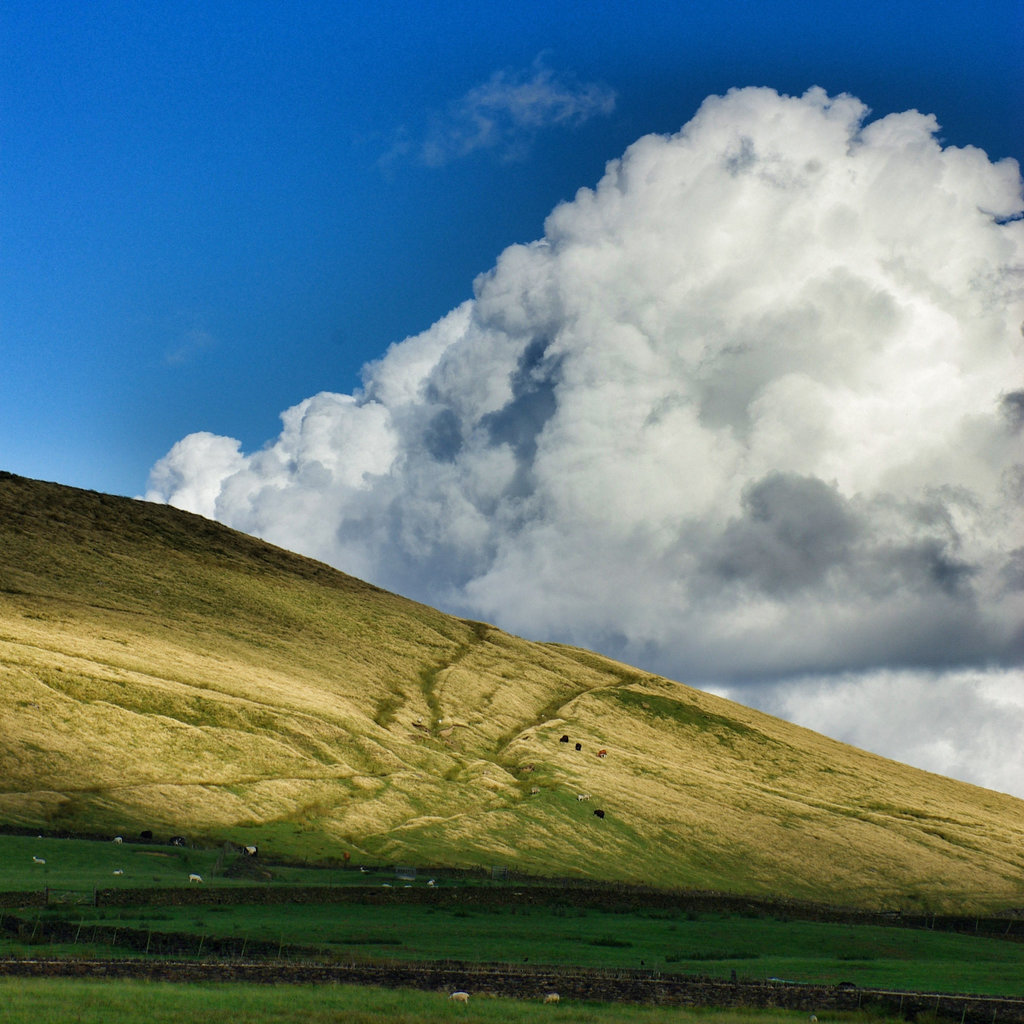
[31,856,45,865]
[449,991,470,1003]
[112,836,123,844]
[188,873,203,884]
[543,992,560,1004]
[113,869,124,876]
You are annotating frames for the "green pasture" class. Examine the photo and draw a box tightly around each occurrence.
[3,834,1023,999]
[7,900,1024,996]
[0,834,389,890]
[0,979,909,1024]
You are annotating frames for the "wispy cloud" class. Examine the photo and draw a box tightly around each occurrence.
[163,326,216,367]
[387,57,616,168]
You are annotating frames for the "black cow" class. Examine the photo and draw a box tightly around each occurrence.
[559,735,569,743]
[575,742,582,751]
[594,809,605,819]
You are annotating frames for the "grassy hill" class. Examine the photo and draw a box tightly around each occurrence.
[1,471,1022,912]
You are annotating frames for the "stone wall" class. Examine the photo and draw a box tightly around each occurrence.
[1,957,1023,1023]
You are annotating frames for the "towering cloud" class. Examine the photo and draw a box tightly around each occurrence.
[148,87,1024,792]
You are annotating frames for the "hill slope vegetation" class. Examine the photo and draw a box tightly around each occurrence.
[1,471,1022,911]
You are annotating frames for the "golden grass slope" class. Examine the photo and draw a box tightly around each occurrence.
[1,471,1022,912]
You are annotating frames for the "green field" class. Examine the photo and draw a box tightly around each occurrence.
[3,836,1023,998]
[8,901,1024,997]
[0,980,913,1024]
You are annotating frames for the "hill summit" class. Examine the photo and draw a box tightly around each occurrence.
[1,471,1021,912]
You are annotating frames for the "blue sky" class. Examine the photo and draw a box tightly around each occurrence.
[2,0,1021,498]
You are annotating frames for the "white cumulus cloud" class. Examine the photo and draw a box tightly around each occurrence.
[724,668,1024,799]
[147,87,1024,796]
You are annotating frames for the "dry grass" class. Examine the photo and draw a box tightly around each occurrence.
[2,471,1023,911]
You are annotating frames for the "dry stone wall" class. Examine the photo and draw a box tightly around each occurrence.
[1,956,1023,1023]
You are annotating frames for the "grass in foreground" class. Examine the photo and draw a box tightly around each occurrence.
[0,979,907,1024]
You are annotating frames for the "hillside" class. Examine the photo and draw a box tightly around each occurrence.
[1,471,1022,912]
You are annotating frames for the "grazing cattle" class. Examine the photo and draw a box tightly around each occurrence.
[31,856,45,864]
[113,869,124,876]
[576,793,590,801]
[359,866,369,873]
[543,992,560,1004]
[597,749,607,758]
[449,991,470,1003]
[593,809,605,819]
[559,735,569,743]
[170,836,186,847]
[188,873,203,884]
[112,836,123,844]
[243,845,258,856]
[574,742,582,751]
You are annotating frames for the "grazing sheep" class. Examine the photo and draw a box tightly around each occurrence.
[543,992,560,1004]
[427,878,436,886]
[113,869,124,876]
[449,991,470,1003]
[31,856,45,865]
[112,836,123,844]
[576,793,590,801]
[188,873,203,884]
[243,845,258,856]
